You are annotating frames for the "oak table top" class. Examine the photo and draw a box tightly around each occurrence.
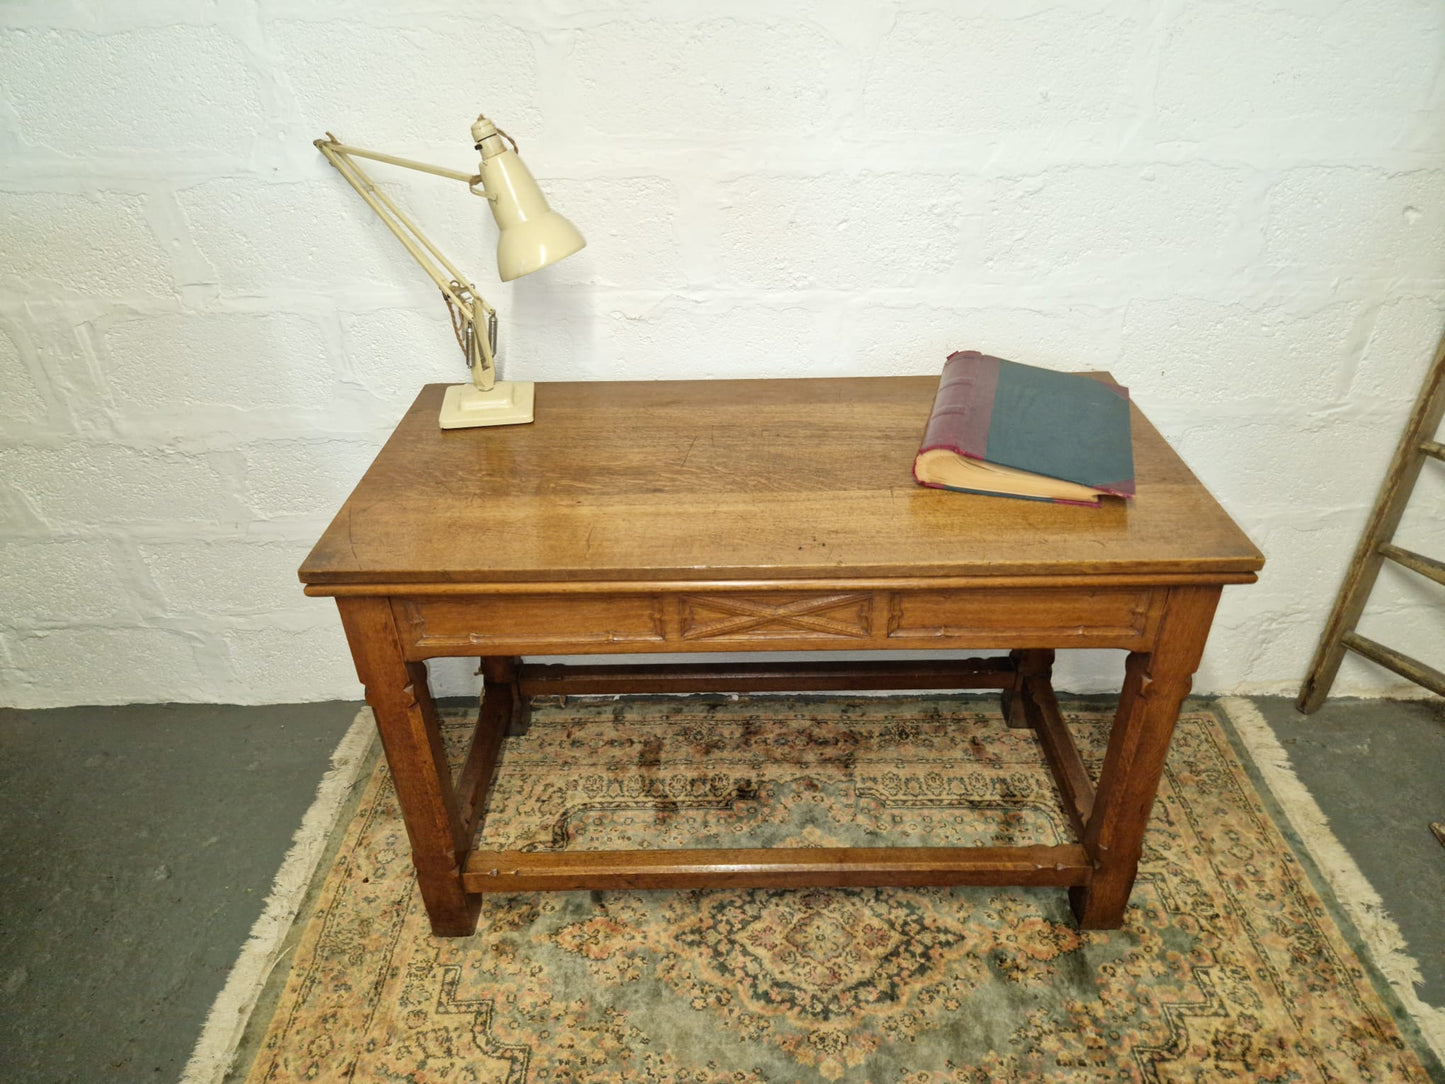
[300,377,1262,591]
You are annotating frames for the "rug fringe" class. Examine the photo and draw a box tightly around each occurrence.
[178,708,377,1084]
[1220,697,1445,1064]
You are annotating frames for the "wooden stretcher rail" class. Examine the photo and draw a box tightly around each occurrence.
[515,658,1017,697]
[462,844,1093,893]
[454,692,510,844]
[1020,673,1096,838]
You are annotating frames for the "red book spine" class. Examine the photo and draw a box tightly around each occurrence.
[914,350,1002,464]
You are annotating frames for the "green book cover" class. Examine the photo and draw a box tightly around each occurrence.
[913,351,1135,505]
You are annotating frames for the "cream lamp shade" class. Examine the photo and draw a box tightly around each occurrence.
[472,116,587,281]
[314,112,585,428]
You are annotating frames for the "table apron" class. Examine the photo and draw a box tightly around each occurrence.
[391,585,1169,659]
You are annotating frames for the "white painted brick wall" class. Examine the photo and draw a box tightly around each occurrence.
[1,0,1442,708]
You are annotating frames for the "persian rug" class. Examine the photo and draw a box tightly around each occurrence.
[231,696,1439,1083]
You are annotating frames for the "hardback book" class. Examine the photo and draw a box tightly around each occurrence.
[912,350,1136,505]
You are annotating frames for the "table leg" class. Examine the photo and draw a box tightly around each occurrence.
[1070,586,1221,928]
[1002,649,1052,728]
[337,597,479,936]
[479,655,529,736]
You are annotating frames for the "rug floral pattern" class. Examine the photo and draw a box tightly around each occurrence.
[242,698,1431,1083]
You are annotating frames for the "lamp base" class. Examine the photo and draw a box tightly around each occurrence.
[439,381,535,429]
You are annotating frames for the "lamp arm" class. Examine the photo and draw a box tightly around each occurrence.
[315,138,471,303]
[314,136,498,389]
[318,140,483,187]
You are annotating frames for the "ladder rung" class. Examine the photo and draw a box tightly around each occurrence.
[1297,333,1445,713]
[1340,632,1445,697]
[1378,543,1445,587]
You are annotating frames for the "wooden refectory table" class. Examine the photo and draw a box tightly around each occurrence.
[300,377,1262,937]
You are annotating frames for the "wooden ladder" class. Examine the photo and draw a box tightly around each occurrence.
[1297,331,1445,712]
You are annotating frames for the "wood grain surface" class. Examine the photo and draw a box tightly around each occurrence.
[300,378,1262,588]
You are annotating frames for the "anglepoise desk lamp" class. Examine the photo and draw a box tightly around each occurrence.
[315,114,585,428]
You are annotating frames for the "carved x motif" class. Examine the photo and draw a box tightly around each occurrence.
[681,594,870,639]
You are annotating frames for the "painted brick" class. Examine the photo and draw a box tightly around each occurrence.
[1154,1,1440,143]
[425,656,484,700]
[0,663,24,710]
[843,303,1123,376]
[862,7,1146,135]
[268,17,540,148]
[0,539,135,625]
[1263,168,1445,277]
[1172,418,1401,515]
[1229,516,1365,617]
[600,301,826,380]
[1197,605,1311,696]
[570,17,847,139]
[137,539,311,617]
[0,482,37,532]
[535,177,686,290]
[0,321,48,423]
[1050,650,1124,697]
[1362,553,1445,618]
[0,190,172,297]
[241,438,383,519]
[0,443,235,526]
[1350,593,1445,695]
[1391,467,1445,565]
[2,25,266,158]
[981,164,1253,283]
[496,287,598,384]
[5,627,210,707]
[1118,297,1365,411]
[221,625,359,703]
[715,173,982,290]
[1350,298,1445,404]
[100,312,336,413]
[341,306,471,411]
[342,300,593,411]
[174,178,421,295]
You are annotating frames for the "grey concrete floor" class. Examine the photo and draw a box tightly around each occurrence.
[1249,695,1445,1006]
[0,694,1440,1083]
[0,701,362,1083]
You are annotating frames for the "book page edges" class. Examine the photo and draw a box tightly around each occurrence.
[913,446,1122,504]
[914,478,1104,507]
